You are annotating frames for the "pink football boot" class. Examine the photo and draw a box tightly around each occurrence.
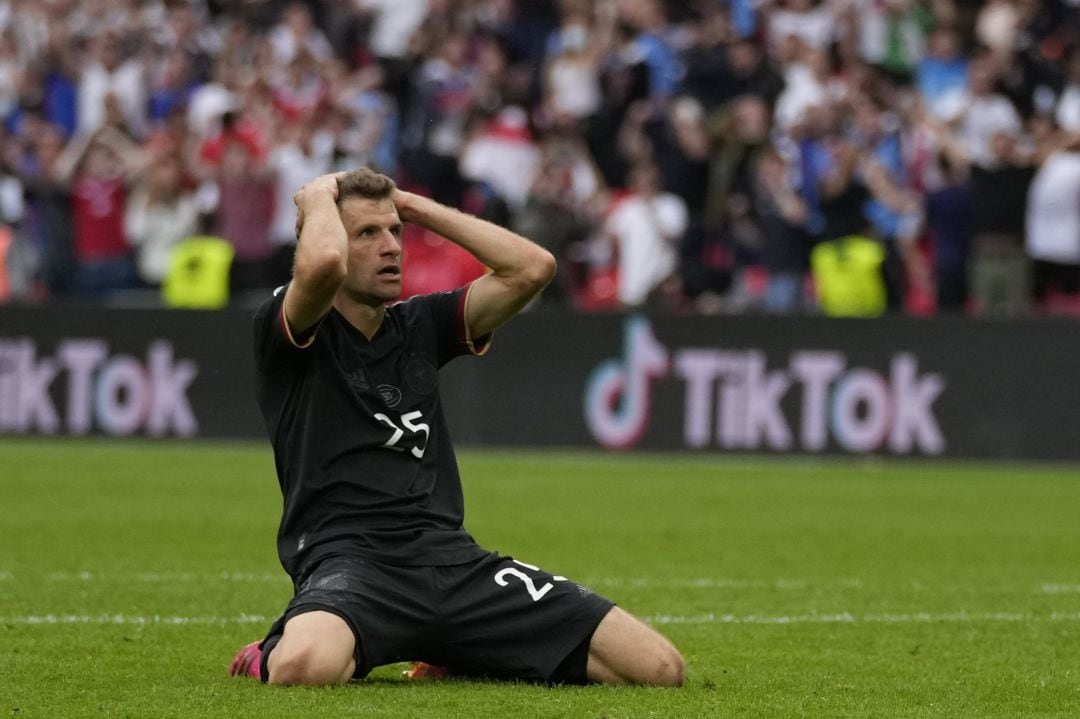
[228,641,263,680]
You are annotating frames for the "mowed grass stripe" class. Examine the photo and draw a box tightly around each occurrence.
[9,609,1080,626]
[2,438,1080,718]
[9,569,1080,596]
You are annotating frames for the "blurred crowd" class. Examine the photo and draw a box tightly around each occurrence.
[0,0,1077,316]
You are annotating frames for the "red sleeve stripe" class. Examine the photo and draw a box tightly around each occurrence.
[279,302,317,349]
[460,281,492,356]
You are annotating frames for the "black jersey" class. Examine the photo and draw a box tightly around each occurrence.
[252,284,490,578]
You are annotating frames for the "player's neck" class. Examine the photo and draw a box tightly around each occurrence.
[333,297,386,340]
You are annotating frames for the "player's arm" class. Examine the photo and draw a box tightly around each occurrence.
[393,190,556,338]
[283,172,349,338]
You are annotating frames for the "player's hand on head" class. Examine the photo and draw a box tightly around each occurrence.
[391,188,420,224]
[293,171,349,211]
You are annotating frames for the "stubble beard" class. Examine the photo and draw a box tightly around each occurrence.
[341,276,403,308]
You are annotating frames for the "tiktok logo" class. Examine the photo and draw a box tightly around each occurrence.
[583,317,669,449]
[583,317,947,454]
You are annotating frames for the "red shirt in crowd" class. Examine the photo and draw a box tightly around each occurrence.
[71,175,128,262]
[216,175,275,261]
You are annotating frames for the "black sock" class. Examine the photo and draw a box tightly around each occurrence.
[258,637,280,683]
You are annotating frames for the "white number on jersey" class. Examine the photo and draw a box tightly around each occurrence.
[374,410,430,459]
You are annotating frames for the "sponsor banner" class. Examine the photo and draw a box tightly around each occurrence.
[582,317,945,455]
[440,312,1080,460]
[3,305,1079,459]
[0,305,262,439]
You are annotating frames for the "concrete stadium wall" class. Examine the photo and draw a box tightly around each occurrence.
[2,305,1079,460]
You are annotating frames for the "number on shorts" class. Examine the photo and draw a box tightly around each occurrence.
[494,560,568,603]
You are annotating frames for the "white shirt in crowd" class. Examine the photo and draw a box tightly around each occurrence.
[767,3,836,55]
[774,62,829,131]
[459,107,540,209]
[78,60,146,138]
[270,25,332,67]
[186,83,237,140]
[959,94,1022,167]
[354,0,428,59]
[1026,151,1080,266]
[0,175,24,224]
[1057,84,1080,133]
[124,193,201,284]
[546,56,601,119]
[605,192,688,307]
[268,133,335,247]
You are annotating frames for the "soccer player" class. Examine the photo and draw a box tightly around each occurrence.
[228,169,685,687]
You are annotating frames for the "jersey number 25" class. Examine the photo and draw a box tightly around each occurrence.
[374,411,430,459]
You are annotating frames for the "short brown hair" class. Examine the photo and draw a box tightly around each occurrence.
[336,168,396,204]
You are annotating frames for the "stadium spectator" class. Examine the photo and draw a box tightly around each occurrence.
[0,127,25,298]
[349,0,429,120]
[849,95,926,309]
[704,94,770,244]
[582,29,649,189]
[716,37,785,111]
[511,134,603,304]
[975,0,1024,60]
[269,3,333,67]
[29,24,82,140]
[851,0,932,77]
[764,0,837,57]
[328,63,400,175]
[0,29,22,122]
[146,48,202,128]
[354,0,429,64]
[917,25,969,121]
[1058,46,1080,133]
[77,32,146,139]
[647,97,710,215]
[270,53,328,121]
[773,42,842,135]
[1026,133,1080,310]
[212,132,275,295]
[616,0,683,102]
[155,0,217,76]
[20,122,76,297]
[186,52,241,142]
[604,158,687,308]
[754,145,811,312]
[636,96,712,304]
[459,105,541,210]
[955,53,1023,168]
[967,129,1037,316]
[58,126,143,296]
[267,116,334,281]
[924,151,974,312]
[0,0,1072,320]
[542,4,605,124]
[124,150,200,287]
[677,7,734,111]
[399,30,476,207]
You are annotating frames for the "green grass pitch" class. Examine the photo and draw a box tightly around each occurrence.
[2,439,1079,718]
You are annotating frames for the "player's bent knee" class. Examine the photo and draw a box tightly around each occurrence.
[625,636,685,687]
[267,643,352,686]
[648,644,686,687]
[587,607,686,687]
[266,610,356,686]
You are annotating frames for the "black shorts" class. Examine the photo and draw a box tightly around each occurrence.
[259,551,615,683]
